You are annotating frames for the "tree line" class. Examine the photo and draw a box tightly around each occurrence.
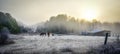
[0,12,20,34]
[36,14,120,34]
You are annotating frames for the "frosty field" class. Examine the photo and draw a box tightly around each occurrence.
[0,34,116,54]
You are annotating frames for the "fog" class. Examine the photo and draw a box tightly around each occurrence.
[36,14,120,34]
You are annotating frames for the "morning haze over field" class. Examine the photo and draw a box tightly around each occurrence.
[0,0,120,54]
[0,0,120,25]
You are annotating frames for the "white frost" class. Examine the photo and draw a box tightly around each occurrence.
[0,34,116,53]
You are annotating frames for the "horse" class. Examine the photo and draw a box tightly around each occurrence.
[40,33,46,36]
[40,32,54,37]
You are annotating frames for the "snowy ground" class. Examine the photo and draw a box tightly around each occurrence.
[0,34,117,54]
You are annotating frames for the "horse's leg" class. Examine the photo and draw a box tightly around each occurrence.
[48,33,50,37]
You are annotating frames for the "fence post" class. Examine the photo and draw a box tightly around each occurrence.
[117,35,119,42]
[104,33,109,45]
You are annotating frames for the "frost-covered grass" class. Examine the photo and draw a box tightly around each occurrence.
[0,34,117,54]
[86,41,120,54]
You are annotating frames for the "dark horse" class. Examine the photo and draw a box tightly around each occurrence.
[40,33,46,36]
[40,32,53,37]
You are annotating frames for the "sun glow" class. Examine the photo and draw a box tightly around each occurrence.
[81,8,99,21]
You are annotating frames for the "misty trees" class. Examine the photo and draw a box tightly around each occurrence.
[37,14,69,34]
[40,14,100,34]
[0,12,21,44]
[36,14,99,34]
[36,14,81,34]
[36,14,120,34]
[0,12,20,34]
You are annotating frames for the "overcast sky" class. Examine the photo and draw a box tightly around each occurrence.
[0,0,120,25]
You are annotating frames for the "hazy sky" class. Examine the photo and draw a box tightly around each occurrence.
[0,0,120,25]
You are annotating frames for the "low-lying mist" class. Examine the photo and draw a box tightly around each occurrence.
[36,14,120,34]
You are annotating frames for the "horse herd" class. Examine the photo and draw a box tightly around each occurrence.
[39,32,54,37]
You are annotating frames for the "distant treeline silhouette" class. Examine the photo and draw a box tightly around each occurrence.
[36,14,120,34]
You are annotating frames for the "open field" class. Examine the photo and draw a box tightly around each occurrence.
[0,34,117,54]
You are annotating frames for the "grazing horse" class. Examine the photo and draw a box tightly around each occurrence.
[40,33,46,36]
[40,32,54,37]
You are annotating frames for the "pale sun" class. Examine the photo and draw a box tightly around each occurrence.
[81,9,99,21]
